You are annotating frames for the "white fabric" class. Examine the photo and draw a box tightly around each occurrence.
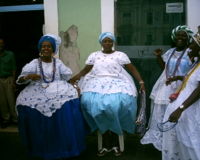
[151,48,192,104]
[79,51,137,97]
[141,48,192,150]
[16,58,78,117]
[162,64,200,160]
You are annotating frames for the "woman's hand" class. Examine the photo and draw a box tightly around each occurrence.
[166,76,184,85]
[168,107,183,122]
[139,81,145,93]
[153,48,163,56]
[25,74,41,81]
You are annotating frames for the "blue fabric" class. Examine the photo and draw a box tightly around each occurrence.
[98,32,116,43]
[38,35,56,52]
[17,98,88,160]
[81,92,138,135]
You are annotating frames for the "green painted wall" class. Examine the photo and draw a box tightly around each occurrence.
[58,0,101,68]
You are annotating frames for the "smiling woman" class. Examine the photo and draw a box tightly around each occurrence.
[161,33,200,160]
[15,34,87,160]
[141,25,194,151]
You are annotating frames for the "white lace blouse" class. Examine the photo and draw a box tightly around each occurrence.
[16,58,78,117]
[79,51,137,97]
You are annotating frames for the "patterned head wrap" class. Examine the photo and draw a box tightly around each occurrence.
[171,25,193,43]
[98,32,116,43]
[192,34,200,47]
[38,34,61,54]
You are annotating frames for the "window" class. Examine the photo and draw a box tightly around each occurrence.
[115,0,186,58]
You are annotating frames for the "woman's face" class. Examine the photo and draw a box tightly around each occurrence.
[101,37,114,51]
[175,30,189,48]
[188,40,200,58]
[40,41,54,57]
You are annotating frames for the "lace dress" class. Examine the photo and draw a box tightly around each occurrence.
[16,58,87,160]
[79,51,138,135]
[162,63,200,160]
[141,48,192,150]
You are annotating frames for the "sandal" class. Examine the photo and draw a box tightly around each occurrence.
[112,147,122,156]
[97,148,108,157]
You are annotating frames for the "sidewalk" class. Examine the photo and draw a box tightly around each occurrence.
[0,126,161,160]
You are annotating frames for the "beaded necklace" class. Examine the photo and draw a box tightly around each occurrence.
[38,57,56,83]
[38,57,59,101]
[165,48,186,79]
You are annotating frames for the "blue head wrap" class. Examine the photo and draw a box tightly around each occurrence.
[98,32,116,43]
[38,35,56,52]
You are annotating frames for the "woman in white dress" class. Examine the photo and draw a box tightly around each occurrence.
[141,25,194,150]
[70,32,145,156]
[16,34,87,160]
[161,33,200,160]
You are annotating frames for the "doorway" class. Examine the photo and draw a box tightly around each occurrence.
[0,10,44,77]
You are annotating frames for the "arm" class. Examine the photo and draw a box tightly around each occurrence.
[166,76,184,85]
[69,65,93,84]
[169,82,200,122]
[124,63,145,92]
[154,48,165,70]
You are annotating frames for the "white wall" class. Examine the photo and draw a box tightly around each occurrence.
[101,0,115,34]
[187,0,200,33]
[43,0,59,36]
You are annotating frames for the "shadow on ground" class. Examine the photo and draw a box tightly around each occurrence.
[0,129,161,160]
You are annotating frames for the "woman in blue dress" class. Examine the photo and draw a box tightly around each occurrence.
[16,34,87,160]
[70,32,145,156]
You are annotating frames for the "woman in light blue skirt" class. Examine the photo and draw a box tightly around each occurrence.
[70,32,145,156]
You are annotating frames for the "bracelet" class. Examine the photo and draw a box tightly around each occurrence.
[179,104,185,111]
[73,84,78,88]
[23,76,28,81]
[139,80,144,84]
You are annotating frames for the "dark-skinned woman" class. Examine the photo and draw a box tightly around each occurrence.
[16,34,87,160]
[141,25,194,150]
[161,33,200,160]
[70,32,145,156]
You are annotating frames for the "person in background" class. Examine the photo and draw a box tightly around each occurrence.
[16,34,87,160]
[70,32,145,157]
[0,37,17,128]
[162,33,200,160]
[141,25,194,151]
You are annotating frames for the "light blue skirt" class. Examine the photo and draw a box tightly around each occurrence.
[81,92,138,135]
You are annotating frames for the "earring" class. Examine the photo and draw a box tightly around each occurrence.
[39,52,43,57]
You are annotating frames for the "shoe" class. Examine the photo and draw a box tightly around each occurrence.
[112,147,122,156]
[97,148,108,157]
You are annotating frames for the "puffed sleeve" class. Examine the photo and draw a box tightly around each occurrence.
[58,59,72,81]
[16,59,38,84]
[85,52,97,65]
[162,48,175,63]
[118,52,131,65]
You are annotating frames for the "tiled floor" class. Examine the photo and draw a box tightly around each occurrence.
[0,126,161,160]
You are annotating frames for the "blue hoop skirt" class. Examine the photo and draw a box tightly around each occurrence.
[81,92,138,135]
[17,98,87,160]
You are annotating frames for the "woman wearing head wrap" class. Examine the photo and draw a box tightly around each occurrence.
[70,32,145,156]
[16,34,87,160]
[161,33,200,160]
[141,25,194,150]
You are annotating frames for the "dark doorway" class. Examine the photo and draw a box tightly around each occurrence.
[0,10,44,77]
